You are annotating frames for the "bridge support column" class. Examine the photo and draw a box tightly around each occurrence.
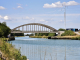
[22,26,24,31]
[30,25,31,31]
[26,25,27,31]
[36,25,37,31]
[46,28,47,32]
[44,27,45,31]
[38,25,39,32]
[40,26,41,31]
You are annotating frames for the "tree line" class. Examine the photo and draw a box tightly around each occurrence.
[0,22,11,37]
[0,22,24,37]
[35,33,56,36]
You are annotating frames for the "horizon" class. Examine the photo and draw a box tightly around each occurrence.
[0,0,80,30]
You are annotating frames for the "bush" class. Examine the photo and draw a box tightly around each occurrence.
[58,28,65,31]
[35,33,56,36]
[48,33,56,36]
[35,33,49,36]
[71,37,80,40]
[0,22,11,37]
[0,38,27,60]
[61,30,76,36]
[0,29,3,37]
[78,37,80,40]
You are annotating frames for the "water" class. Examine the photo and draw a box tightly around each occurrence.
[9,36,80,60]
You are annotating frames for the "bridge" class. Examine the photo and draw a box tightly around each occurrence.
[11,23,58,33]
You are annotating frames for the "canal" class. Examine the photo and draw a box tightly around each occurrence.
[9,36,80,60]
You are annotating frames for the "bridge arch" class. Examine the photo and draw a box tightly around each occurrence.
[11,23,58,33]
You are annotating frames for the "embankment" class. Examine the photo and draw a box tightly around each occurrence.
[30,36,80,40]
[29,36,48,38]
[0,38,27,60]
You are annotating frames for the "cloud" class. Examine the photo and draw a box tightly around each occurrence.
[59,20,64,23]
[0,6,5,10]
[43,1,79,8]
[0,15,3,19]
[40,19,45,21]
[0,15,9,20]
[4,16,9,20]
[23,16,34,20]
[17,6,22,8]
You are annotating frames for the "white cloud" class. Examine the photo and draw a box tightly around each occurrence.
[0,15,3,19]
[0,6,5,10]
[40,19,45,21]
[25,16,30,19]
[43,1,79,8]
[17,6,22,8]
[63,1,79,6]
[4,16,9,20]
[0,15,9,20]
[23,16,34,20]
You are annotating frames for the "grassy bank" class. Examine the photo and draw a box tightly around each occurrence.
[30,36,80,40]
[15,36,25,37]
[30,36,48,38]
[0,38,27,60]
[0,38,9,41]
[30,36,79,38]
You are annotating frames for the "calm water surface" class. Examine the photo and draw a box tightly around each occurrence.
[10,36,80,60]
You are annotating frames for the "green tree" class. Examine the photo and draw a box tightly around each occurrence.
[2,22,7,26]
[48,33,56,36]
[58,28,65,31]
[0,29,4,37]
[0,22,11,37]
[61,30,76,36]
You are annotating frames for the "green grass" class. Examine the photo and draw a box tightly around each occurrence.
[71,36,80,40]
[30,36,48,38]
[0,38,27,60]
[61,30,76,36]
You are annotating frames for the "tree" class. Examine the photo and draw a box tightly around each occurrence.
[48,33,56,36]
[0,22,11,37]
[0,29,3,37]
[2,22,7,26]
[58,28,65,31]
[61,30,76,36]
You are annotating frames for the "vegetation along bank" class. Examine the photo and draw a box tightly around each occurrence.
[0,22,27,60]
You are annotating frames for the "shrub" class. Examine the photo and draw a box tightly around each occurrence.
[48,33,56,36]
[58,28,65,31]
[61,30,76,36]
[0,29,3,37]
[0,22,11,37]
[78,37,80,40]
[0,38,27,60]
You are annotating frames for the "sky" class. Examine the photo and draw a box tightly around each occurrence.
[0,0,80,30]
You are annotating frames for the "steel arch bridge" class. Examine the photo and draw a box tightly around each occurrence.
[11,23,58,33]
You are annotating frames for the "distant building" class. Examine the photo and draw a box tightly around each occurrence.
[66,28,78,32]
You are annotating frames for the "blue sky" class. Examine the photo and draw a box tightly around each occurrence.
[0,0,80,30]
